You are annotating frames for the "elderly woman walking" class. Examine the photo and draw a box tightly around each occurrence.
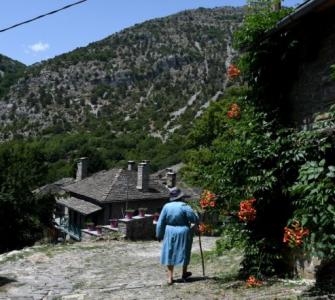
[156,187,199,285]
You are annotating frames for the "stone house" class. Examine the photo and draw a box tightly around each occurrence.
[261,0,335,127]
[263,0,335,280]
[54,159,174,240]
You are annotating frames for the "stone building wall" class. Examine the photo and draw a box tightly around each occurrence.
[287,10,335,126]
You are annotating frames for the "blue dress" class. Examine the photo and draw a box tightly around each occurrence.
[156,201,199,266]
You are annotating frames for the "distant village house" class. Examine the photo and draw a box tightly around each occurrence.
[37,159,179,240]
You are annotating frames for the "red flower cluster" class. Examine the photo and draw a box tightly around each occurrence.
[198,223,213,234]
[283,221,310,247]
[238,198,256,223]
[200,190,216,209]
[227,103,241,119]
[246,275,263,288]
[227,64,241,79]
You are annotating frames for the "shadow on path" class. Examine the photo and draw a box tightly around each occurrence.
[174,276,219,284]
[0,276,16,287]
[301,260,335,298]
[302,282,335,299]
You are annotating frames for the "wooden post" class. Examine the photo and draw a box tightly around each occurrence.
[198,232,205,277]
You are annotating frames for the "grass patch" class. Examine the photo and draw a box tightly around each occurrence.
[73,281,86,290]
[77,244,106,251]
[191,247,244,290]
[0,244,72,265]
[191,248,243,265]
[0,250,33,265]
[191,249,217,265]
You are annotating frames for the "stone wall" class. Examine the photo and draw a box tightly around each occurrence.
[118,215,155,240]
[81,214,156,240]
[287,9,335,126]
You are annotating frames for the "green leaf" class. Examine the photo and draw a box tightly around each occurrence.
[327,205,335,216]
[301,216,308,226]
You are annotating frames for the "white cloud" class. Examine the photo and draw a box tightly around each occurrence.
[28,41,50,53]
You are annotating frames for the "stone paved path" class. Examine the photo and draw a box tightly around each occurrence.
[0,237,220,300]
[0,237,324,300]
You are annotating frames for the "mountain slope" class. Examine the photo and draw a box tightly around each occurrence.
[0,54,26,99]
[0,7,243,140]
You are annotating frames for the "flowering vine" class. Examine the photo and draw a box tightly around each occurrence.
[199,190,216,209]
[238,198,256,223]
[227,103,241,119]
[246,275,263,288]
[227,64,241,79]
[198,223,213,235]
[283,221,309,248]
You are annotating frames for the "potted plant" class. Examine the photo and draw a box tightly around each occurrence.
[138,207,147,217]
[153,212,160,222]
[96,225,102,235]
[125,209,135,219]
[85,219,95,231]
[109,218,118,228]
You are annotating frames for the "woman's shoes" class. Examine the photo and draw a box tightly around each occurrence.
[182,271,192,281]
[167,279,174,286]
[166,272,192,285]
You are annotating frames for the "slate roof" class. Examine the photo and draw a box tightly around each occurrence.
[268,0,334,37]
[63,169,170,203]
[33,177,75,196]
[56,197,102,215]
[152,163,184,180]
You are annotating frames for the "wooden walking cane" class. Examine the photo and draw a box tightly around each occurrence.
[198,231,205,277]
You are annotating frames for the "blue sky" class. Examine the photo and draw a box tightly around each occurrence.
[0,0,303,65]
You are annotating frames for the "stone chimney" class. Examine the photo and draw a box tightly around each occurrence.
[76,157,88,181]
[137,162,149,192]
[128,160,135,171]
[272,0,281,11]
[166,172,177,188]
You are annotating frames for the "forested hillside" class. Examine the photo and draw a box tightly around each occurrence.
[0,6,244,179]
[0,54,26,99]
[0,7,243,140]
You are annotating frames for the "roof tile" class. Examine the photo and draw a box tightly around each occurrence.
[56,197,102,215]
[63,169,170,203]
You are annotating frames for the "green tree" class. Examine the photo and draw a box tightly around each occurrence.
[0,142,53,253]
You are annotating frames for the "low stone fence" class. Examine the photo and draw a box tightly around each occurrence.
[118,215,155,240]
[81,214,156,241]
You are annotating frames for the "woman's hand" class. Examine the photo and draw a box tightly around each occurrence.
[190,223,199,235]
